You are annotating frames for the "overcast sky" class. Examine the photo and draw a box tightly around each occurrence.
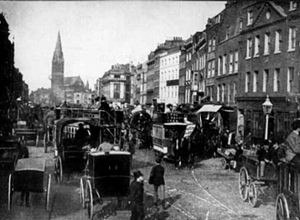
[0,1,225,92]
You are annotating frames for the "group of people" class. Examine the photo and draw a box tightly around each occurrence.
[129,157,165,220]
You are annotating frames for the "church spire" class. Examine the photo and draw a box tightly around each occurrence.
[53,31,63,62]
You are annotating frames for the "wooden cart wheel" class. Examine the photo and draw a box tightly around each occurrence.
[221,157,227,169]
[55,156,63,183]
[275,193,290,220]
[86,180,93,219]
[8,173,12,211]
[248,182,259,207]
[239,167,249,202]
[46,174,51,211]
[80,177,87,209]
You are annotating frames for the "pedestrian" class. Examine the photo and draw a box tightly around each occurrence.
[148,157,165,207]
[19,137,30,207]
[284,119,300,170]
[129,170,145,220]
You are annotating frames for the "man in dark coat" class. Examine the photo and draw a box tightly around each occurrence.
[75,123,89,148]
[129,170,144,220]
[285,119,300,169]
[149,158,165,206]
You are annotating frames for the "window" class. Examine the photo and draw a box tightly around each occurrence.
[211,61,215,77]
[245,72,250,92]
[263,69,269,92]
[290,1,297,11]
[226,26,230,40]
[287,67,294,92]
[247,10,253,25]
[253,71,258,92]
[254,36,260,57]
[223,54,227,74]
[221,84,225,102]
[227,84,231,103]
[208,39,212,52]
[239,18,243,32]
[233,82,237,103]
[234,51,239,73]
[212,38,216,51]
[113,83,120,99]
[208,62,212,78]
[264,33,270,55]
[218,56,222,76]
[229,52,233,73]
[247,38,253,58]
[288,27,296,51]
[274,68,280,92]
[217,85,221,102]
[275,30,282,53]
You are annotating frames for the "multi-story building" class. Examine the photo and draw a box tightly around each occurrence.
[100,63,134,104]
[135,63,148,105]
[191,32,206,104]
[30,88,51,106]
[184,37,193,103]
[179,47,186,104]
[236,1,300,141]
[159,47,181,104]
[146,37,184,105]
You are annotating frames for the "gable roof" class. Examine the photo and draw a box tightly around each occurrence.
[64,76,82,86]
[252,1,287,27]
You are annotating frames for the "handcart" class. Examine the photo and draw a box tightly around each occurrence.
[80,150,131,219]
[8,158,51,210]
[238,150,277,207]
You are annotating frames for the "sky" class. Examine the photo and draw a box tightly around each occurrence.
[0,1,226,92]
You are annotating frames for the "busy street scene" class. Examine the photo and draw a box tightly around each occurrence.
[1,1,300,219]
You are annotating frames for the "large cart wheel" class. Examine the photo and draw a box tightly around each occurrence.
[248,182,259,207]
[239,167,249,202]
[86,180,93,219]
[275,193,290,220]
[8,173,12,211]
[54,156,63,183]
[80,177,87,209]
[46,174,51,211]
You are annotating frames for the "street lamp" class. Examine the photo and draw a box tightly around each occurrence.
[262,95,273,140]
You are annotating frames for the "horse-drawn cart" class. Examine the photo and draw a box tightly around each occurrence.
[80,150,131,219]
[8,158,51,210]
[238,150,277,207]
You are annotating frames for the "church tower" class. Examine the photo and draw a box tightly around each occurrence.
[51,31,64,105]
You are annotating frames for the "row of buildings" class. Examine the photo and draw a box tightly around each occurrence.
[96,1,300,141]
[0,13,29,131]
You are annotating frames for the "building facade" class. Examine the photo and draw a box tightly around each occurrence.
[236,1,300,141]
[159,48,181,104]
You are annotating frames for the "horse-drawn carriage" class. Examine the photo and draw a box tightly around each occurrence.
[238,148,278,207]
[8,158,51,210]
[80,150,131,219]
[52,108,124,182]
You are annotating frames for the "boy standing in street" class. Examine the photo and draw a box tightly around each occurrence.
[149,158,165,207]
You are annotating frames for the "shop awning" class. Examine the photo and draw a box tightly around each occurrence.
[196,104,222,113]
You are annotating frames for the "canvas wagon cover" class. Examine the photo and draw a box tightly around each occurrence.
[15,158,45,172]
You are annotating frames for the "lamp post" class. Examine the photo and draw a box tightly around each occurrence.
[262,95,273,140]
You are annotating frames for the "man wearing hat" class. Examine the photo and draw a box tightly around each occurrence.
[129,170,144,220]
[285,119,300,168]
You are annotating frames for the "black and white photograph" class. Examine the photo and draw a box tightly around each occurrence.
[0,1,299,219]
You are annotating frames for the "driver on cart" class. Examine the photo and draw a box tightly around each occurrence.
[75,123,90,149]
